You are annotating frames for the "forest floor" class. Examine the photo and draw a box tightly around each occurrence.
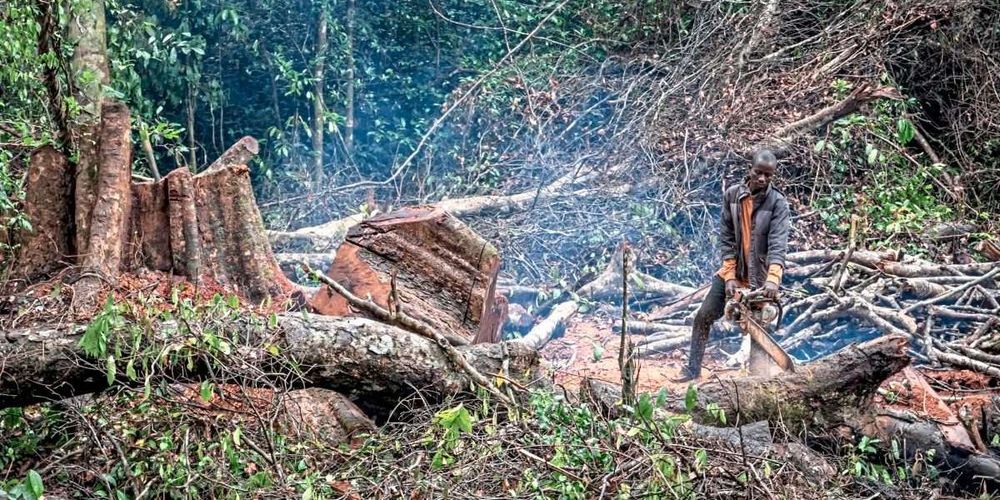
[541,315,718,394]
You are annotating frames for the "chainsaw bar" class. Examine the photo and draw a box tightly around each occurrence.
[739,306,795,372]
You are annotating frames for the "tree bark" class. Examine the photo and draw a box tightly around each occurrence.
[0,314,542,418]
[689,335,910,428]
[14,147,73,278]
[310,206,505,344]
[312,3,328,186]
[127,156,298,301]
[74,102,133,310]
[204,136,259,173]
[67,0,111,257]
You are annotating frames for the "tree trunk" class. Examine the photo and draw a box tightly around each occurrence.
[344,0,356,155]
[74,102,134,310]
[18,127,298,308]
[187,84,197,171]
[0,314,542,418]
[36,0,68,148]
[267,168,606,253]
[310,207,506,344]
[127,145,298,301]
[67,0,110,257]
[689,334,911,428]
[312,3,328,186]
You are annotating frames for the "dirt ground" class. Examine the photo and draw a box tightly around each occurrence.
[539,314,735,396]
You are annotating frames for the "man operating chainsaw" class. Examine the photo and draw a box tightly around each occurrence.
[674,149,791,382]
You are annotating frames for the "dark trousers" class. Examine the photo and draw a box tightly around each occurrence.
[684,275,728,377]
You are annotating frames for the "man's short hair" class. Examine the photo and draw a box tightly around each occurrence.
[752,149,777,167]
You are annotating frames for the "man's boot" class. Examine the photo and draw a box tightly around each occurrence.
[673,328,707,383]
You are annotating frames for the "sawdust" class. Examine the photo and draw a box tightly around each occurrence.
[878,370,958,422]
[540,314,730,396]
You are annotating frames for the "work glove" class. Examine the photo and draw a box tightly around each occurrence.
[725,279,740,298]
[762,281,780,300]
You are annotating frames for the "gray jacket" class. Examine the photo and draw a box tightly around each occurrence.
[720,183,791,288]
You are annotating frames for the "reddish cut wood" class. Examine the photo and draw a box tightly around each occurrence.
[311,206,505,344]
[14,146,73,278]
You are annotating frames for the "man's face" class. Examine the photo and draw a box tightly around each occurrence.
[747,162,776,193]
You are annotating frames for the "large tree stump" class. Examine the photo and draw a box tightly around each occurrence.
[124,158,296,300]
[310,206,506,344]
[14,122,298,307]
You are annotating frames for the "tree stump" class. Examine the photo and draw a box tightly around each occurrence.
[13,111,298,308]
[310,206,506,344]
[13,146,73,278]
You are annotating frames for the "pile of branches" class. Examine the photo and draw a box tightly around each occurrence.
[637,249,999,371]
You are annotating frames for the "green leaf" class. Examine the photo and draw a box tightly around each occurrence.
[106,355,117,385]
[694,448,708,470]
[27,470,43,497]
[684,384,697,413]
[656,388,667,408]
[591,341,604,361]
[199,381,215,402]
[896,118,915,144]
[233,426,242,446]
[865,144,879,165]
[125,359,137,381]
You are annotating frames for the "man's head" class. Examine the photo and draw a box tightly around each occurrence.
[747,149,777,193]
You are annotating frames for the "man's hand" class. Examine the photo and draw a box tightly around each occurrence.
[762,281,780,299]
[725,279,740,297]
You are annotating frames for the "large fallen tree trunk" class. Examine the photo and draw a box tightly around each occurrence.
[584,334,1000,490]
[0,314,542,417]
[687,335,911,427]
[309,207,506,344]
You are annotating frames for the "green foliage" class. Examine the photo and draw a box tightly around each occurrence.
[426,403,474,468]
[811,88,954,241]
[0,469,44,500]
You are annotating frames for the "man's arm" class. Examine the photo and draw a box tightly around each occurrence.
[717,189,737,281]
[765,197,791,286]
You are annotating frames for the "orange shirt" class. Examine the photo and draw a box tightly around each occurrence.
[717,194,783,286]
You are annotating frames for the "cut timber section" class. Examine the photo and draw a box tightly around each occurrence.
[310,206,506,344]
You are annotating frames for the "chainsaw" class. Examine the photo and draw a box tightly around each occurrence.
[724,288,795,373]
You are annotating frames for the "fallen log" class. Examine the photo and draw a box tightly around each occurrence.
[513,300,578,350]
[267,169,598,253]
[0,314,543,416]
[309,206,506,344]
[686,335,911,428]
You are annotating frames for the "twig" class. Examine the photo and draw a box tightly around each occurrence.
[830,215,858,294]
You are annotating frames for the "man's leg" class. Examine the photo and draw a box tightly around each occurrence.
[675,276,727,381]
